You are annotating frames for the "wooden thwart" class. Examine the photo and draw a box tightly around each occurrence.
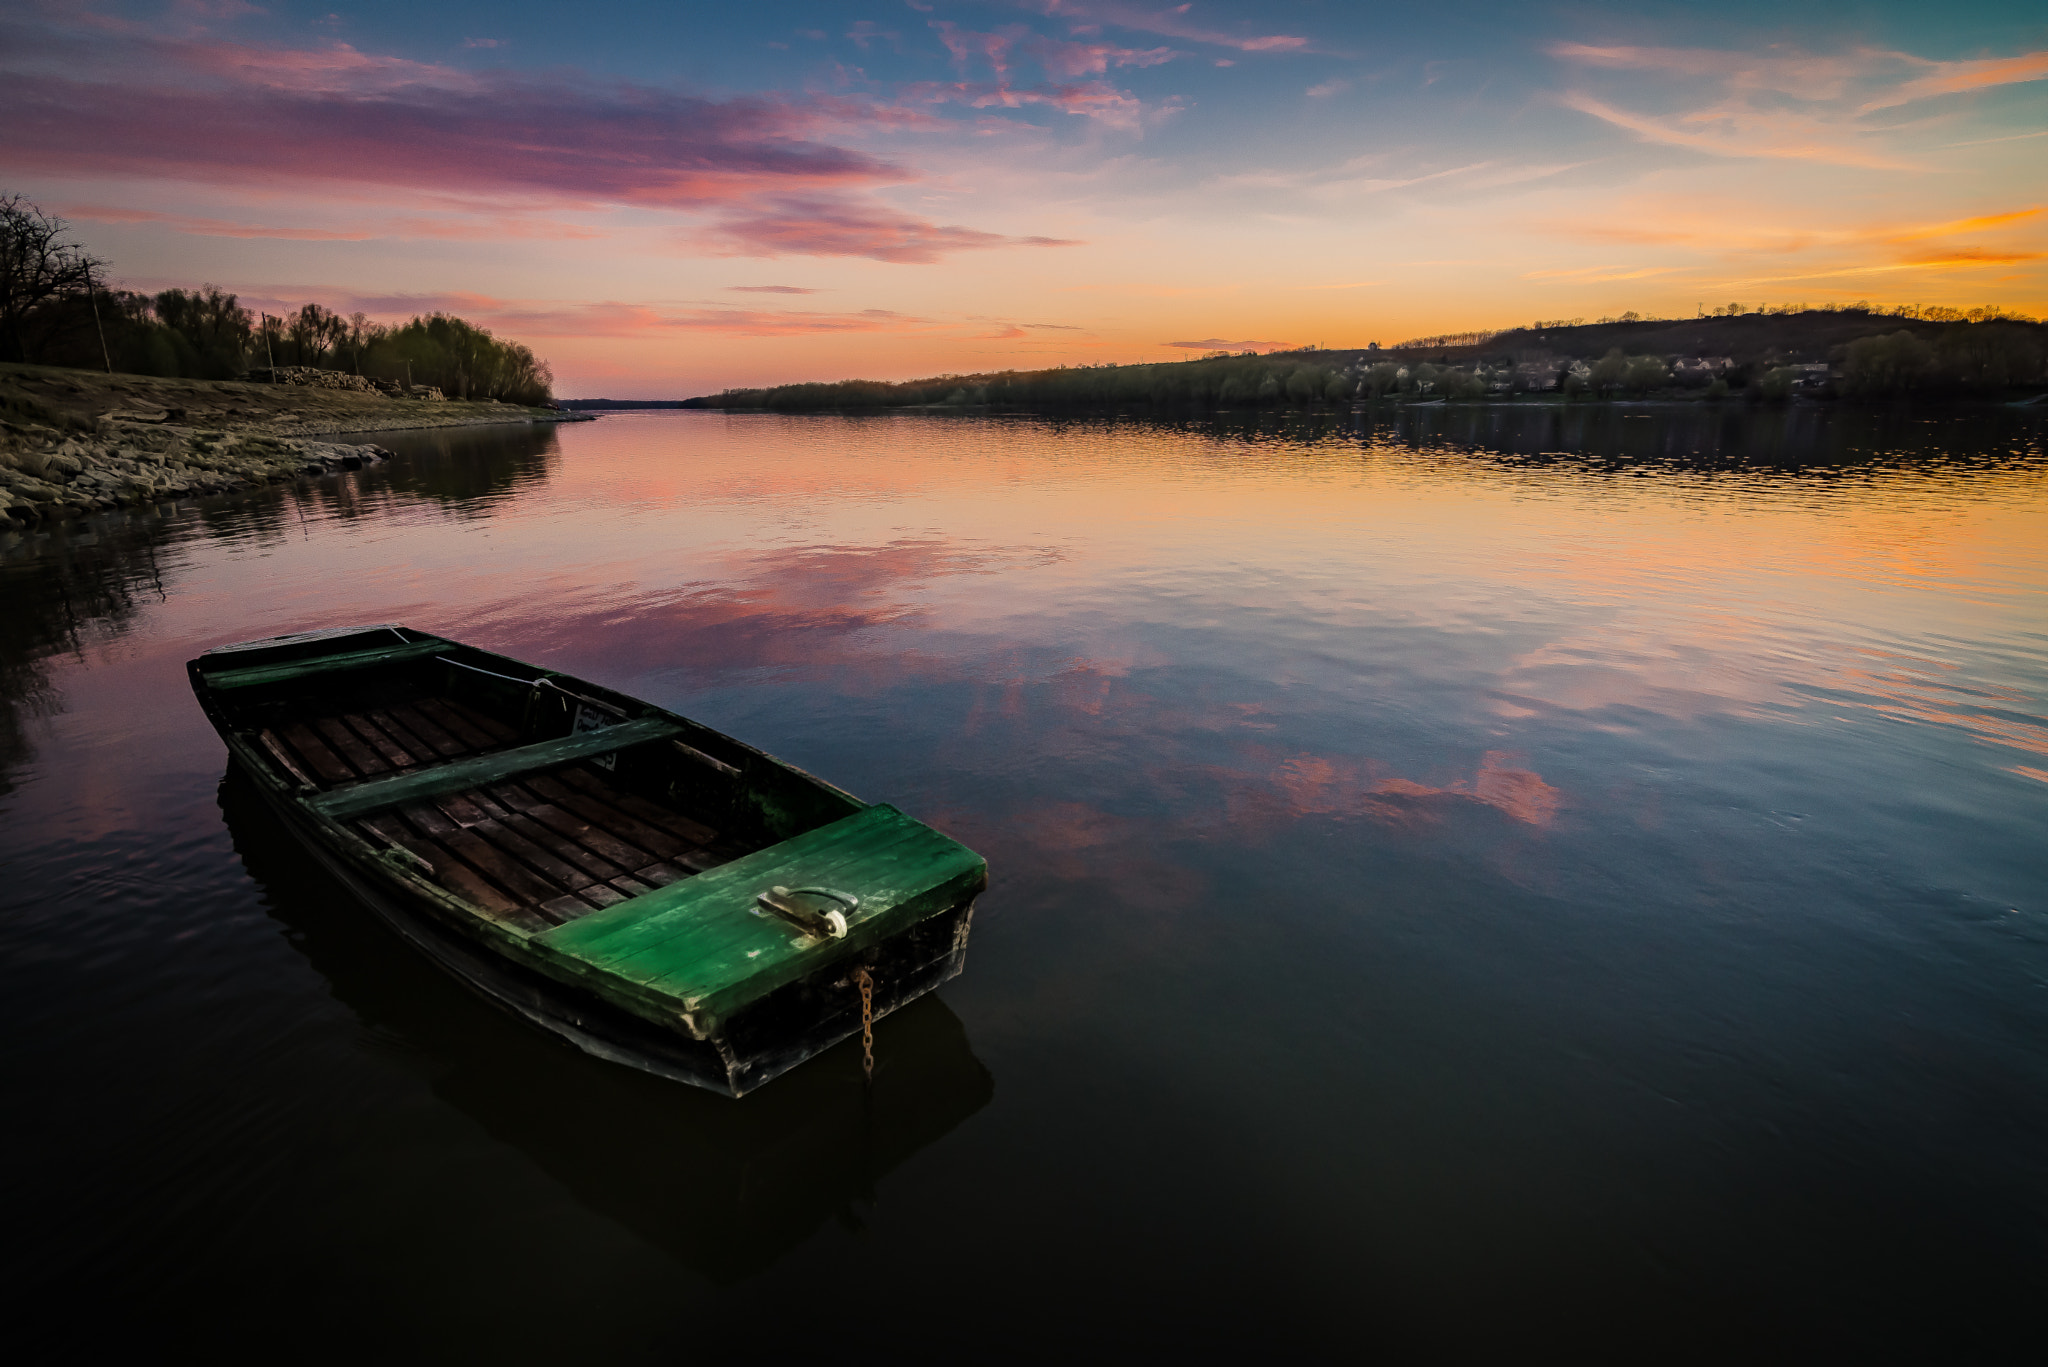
[309,717,684,820]
[200,639,452,689]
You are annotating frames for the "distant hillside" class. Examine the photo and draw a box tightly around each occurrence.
[686,307,2048,413]
[1400,307,2043,368]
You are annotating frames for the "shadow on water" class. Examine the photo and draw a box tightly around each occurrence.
[1092,400,2048,475]
[217,766,995,1282]
[362,420,563,510]
[0,514,171,791]
[0,422,564,789]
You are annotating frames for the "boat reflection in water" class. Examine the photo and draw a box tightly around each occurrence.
[217,767,994,1279]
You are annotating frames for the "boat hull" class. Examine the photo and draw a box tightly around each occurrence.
[242,758,974,1096]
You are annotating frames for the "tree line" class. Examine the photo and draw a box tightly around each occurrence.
[0,193,553,404]
[693,352,1365,413]
[696,314,2047,412]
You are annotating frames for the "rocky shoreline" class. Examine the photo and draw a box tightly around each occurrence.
[0,363,591,529]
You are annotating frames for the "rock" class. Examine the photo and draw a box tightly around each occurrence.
[244,366,383,394]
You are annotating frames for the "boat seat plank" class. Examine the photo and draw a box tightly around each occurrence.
[200,639,453,690]
[279,721,358,785]
[532,813,882,966]
[308,717,684,820]
[534,805,984,1030]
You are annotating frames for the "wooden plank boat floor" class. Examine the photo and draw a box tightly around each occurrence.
[264,695,515,790]
[259,696,751,929]
[355,764,748,929]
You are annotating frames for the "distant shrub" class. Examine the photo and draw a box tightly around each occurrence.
[1842,330,1934,396]
[1757,367,1795,401]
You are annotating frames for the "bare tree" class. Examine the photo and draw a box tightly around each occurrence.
[0,193,106,363]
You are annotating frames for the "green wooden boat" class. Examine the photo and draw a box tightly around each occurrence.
[187,624,987,1096]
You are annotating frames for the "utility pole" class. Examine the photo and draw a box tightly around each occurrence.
[262,312,275,368]
[87,268,112,373]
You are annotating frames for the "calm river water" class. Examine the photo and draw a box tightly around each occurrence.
[4,407,2046,1360]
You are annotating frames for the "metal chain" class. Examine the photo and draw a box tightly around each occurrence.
[853,966,875,1082]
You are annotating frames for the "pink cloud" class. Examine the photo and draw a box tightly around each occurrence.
[1863,48,2048,111]
[692,196,1079,263]
[1030,36,1178,78]
[2,70,894,206]
[932,20,1022,79]
[174,0,266,18]
[898,77,1145,128]
[1163,336,1289,349]
[217,289,960,338]
[1027,1,1309,54]
[0,14,1064,264]
[1549,40,2048,168]
[489,303,948,338]
[63,204,602,241]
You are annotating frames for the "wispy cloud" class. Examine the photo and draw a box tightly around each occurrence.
[910,20,1168,129]
[268,291,961,337]
[1550,40,2048,169]
[1163,336,1290,349]
[1535,201,2045,290]
[1944,128,2048,148]
[692,196,1080,263]
[62,204,602,241]
[1555,90,1920,170]
[1523,264,1683,282]
[1545,204,2042,256]
[1861,49,2048,112]
[1028,1,1310,55]
[725,284,823,294]
[1032,35,1178,79]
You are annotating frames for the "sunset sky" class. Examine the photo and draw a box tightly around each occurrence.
[4,0,2045,395]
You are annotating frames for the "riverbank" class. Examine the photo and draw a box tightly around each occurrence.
[0,363,589,526]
